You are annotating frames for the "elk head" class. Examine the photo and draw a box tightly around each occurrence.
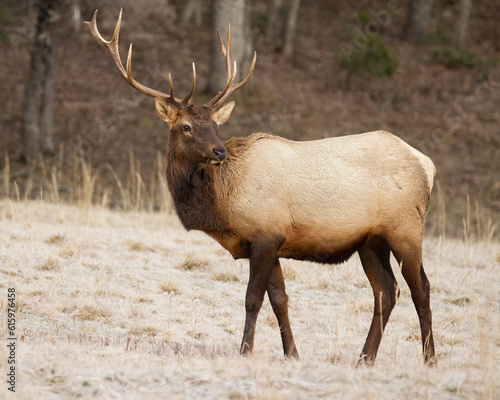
[85,9,256,166]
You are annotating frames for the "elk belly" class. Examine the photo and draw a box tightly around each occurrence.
[278,224,369,264]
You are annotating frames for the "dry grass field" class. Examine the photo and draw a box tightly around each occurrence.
[0,199,498,399]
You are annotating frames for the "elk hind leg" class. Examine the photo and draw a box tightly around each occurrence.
[358,238,398,366]
[391,238,437,365]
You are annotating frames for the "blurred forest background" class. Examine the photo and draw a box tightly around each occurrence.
[0,0,499,239]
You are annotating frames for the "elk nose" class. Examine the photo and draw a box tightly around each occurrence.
[213,148,227,161]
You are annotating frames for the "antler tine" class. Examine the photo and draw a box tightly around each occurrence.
[181,63,197,108]
[207,61,237,108]
[168,74,175,98]
[207,20,257,108]
[216,31,229,83]
[85,9,194,109]
[84,9,125,78]
[217,51,256,105]
[216,21,233,85]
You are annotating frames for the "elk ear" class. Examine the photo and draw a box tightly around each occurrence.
[155,98,178,127]
[212,101,235,126]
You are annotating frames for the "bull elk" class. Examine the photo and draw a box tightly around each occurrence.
[86,9,437,365]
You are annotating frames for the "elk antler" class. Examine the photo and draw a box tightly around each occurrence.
[85,9,196,109]
[207,21,257,109]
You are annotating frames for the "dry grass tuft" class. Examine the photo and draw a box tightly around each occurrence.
[177,255,209,271]
[75,304,112,321]
[36,256,61,271]
[45,234,65,244]
[187,330,209,340]
[60,304,77,314]
[214,271,240,282]
[128,325,159,337]
[159,280,181,294]
[127,241,145,252]
[58,246,79,259]
[25,289,44,296]
[0,268,22,277]
[136,297,154,303]
[448,296,471,306]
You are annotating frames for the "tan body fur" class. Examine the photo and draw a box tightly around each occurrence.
[202,131,435,264]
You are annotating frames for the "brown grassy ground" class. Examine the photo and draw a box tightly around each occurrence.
[0,199,498,399]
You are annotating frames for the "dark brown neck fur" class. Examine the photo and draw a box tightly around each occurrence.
[165,133,271,233]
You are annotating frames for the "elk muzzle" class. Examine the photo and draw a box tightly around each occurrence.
[206,146,227,165]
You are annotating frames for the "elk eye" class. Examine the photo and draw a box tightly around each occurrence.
[182,125,192,133]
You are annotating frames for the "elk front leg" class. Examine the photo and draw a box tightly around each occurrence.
[240,239,283,355]
[267,260,299,359]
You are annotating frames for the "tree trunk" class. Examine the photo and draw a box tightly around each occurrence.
[26,0,34,19]
[21,0,66,163]
[71,0,80,34]
[282,0,300,58]
[403,0,434,42]
[455,0,472,47]
[209,0,252,95]
[264,0,283,49]
[182,0,202,26]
